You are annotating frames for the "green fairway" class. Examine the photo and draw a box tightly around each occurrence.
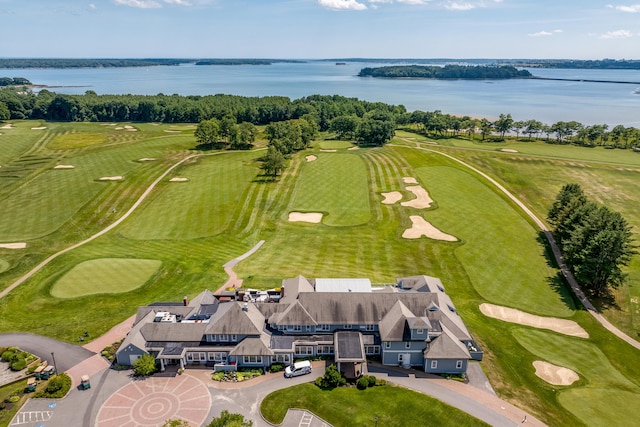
[260,383,490,427]
[288,153,370,226]
[0,259,9,274]
[50,258,162,298]
[120,151,261,240]
[559,388,640,427]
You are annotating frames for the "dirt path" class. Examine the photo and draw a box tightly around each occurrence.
[400,144,640,351]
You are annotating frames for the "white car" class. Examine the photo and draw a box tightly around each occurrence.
[284,360,312,378]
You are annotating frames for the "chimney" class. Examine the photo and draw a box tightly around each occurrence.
[243,302,249,312]
[183,296,188,306]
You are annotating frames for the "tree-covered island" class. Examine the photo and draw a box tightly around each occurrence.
[358,65,532,79]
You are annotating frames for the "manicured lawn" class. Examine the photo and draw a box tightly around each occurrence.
[260,383,490,427]
[288,153,370,226]
[559,388,640,427]
[120,151,262,240]
[318,140,355,150]
[48,132,109,149]
[50,258,162,298]
[0,259,9,274]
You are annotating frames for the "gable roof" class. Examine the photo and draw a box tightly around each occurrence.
[205,302,264,335]
[280,275,314,304]
[379,300,413,341]
[270,301,317,326]
[424,324,471,359]
[229,335,274,356]
[140,322,207,342]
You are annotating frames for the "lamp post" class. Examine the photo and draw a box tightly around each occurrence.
[374,416,378,427]
[51,352,57,374]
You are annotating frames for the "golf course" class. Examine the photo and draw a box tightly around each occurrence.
[0,120,639,426]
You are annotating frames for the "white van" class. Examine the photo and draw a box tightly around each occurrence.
[284,360,312,378]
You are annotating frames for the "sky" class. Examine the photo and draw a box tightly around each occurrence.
[1,0,639,59]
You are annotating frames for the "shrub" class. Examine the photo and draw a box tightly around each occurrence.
[356,376,369,390]
[366,375,377,387]
[6,395,20,403]
[133,354,158,376]
[268,363,285,373]
[34,373,72,398]
[375,378,387,386]
[1,350,16,363]
[10,358,26,371]
[315,365,346,389]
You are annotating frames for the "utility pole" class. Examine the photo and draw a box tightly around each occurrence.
[51,352,57,374]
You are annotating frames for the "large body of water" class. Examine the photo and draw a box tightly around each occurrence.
[3,61,640,126]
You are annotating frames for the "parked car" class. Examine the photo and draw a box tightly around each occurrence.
[284,360,312,378]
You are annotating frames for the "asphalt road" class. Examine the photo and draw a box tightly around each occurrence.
[0,333,94,372]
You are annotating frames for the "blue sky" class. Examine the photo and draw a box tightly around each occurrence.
[1,0,639,58]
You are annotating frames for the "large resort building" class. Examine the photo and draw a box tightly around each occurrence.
[116,275,483,377]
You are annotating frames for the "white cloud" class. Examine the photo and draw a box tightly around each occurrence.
[114,0,161,8]
[610,4,640,12]
[165,0,192,5]
[444,2,475,10]
[318,0,368,10]
[528,31,552,37]
[89,3,97,9]
[600,29,633,38]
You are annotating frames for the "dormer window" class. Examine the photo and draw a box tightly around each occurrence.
[417,329,424,334]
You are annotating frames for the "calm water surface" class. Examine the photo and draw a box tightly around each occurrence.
[3,61,639,126]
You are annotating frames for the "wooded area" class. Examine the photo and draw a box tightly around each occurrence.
[358,65,532,79]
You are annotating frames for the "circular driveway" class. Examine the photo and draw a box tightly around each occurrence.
[96,375,211,427]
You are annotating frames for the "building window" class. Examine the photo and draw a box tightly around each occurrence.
[365,325,375,331]
[290,325,302,332]
[365,345,380,355]
[431,360,437,369]
[187,352,206,362]
[219,334,229,341]
[405,342,411,349]
[398,354,404,362]
[272,354,291,363]
[456,360,463,369]
[206,334,214,342]
[416,329,423,334]
[317,324,330,332]
[243,355,262,364]
[209,352,226,362]
[384,342,390,349]
[231,334,238,342]
[317,345,334,355]
[343,324,352,329]
[295,346,314,356]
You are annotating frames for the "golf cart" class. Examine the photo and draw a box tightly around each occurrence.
[80,374,91,390]
[26,377,36,392]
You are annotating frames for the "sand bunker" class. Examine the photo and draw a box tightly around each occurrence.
[288,212,323,223]
[403,177,418,184]
[479,303,589,338]
[115,127,123,130]
[305,155,317,162]
[0,243,27,249]
[31,127,46,130]
[381,191,403,205]
[164,130,181,133]
[347,146,360,151]
[320,149,337,152]
[98,176,123,181]
[139,158,156,161]
[170,177,189,182]
[533,361,579,386]
[100,123,117,126]
[500,148,519,153]
[123,125,134,129]
[401,186,434,209]
[403,216,457,241]
[54,165,75,169]
[1,124,14,129]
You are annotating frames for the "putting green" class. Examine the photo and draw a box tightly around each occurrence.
[318,140,354,150]
[50,258,162,298]
[0,258,9,274]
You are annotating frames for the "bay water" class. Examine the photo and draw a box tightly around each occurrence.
[2,61,639,127]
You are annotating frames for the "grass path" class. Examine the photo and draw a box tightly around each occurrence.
[401,144,640,351]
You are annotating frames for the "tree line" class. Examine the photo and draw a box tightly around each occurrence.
[548,184,636,297]
[0,77,31,86]
[358,65,532,79]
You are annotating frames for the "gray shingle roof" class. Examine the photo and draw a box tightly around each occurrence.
[140,322,207,342]
[280,275,314,304]
[335,331,365,361]
[379,300,413,341]
[205,302,264,335]
[270,301,317,326]
[229,335,273,356]
[424,324,471,359]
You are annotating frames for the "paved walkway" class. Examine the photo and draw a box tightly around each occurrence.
[217,240,265,292]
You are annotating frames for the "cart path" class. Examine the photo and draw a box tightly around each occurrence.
[217,240,266,293]
[0,152,211,299]
[403,144,640,351]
